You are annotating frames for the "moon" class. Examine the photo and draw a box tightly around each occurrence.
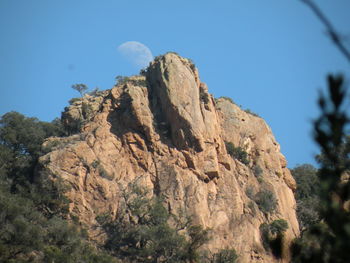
[118,41,153,69]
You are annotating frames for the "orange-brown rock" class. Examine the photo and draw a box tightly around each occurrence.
[38,53,299,262]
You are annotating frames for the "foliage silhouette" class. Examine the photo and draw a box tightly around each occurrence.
[72,84,88,97]
[301,0,350,62]
[291,164,321,230]
[291,1,350,262]
[292,75,350,263]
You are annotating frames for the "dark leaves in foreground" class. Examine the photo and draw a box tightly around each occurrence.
[292,75,350,263]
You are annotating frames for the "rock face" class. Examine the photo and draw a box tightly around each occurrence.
[38,53,299,262]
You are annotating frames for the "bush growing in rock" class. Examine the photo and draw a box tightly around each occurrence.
[254,189,277,214]
[88,87,100,96]
[253,165,263,177]
[224,141,249,165]
[115,75,147,87]
[269,219,288,235]
[91,160,113,180]
[115,75,130,85]
[260,219,288,257]
[253,165,264,183]
[210,249,238,263]
[69,97,81,105]
[245,185,255,199]
[218,96,235,104]
[244,109,260,117]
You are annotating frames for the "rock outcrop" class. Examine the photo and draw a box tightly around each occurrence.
[38,53,299,262]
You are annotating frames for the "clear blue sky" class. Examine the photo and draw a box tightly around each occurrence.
[0,0,349,168]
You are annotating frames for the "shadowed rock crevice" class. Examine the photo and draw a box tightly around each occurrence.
[107,89,145,139]
[146,79,175,149]
[107,82,155,153]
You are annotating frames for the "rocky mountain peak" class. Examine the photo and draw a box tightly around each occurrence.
[146,52,217,153]
[41,53,299,262]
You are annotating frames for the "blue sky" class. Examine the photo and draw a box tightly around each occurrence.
[0,0,349,167]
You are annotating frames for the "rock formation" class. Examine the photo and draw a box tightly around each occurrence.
[38,53,299,262]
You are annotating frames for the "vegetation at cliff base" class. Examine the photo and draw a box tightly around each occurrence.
[291,75,350,263]
[97,182,213,263]
[291,164,321,230]
[0,112,116,263]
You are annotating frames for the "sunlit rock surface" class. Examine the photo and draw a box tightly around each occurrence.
[38,53,299,263]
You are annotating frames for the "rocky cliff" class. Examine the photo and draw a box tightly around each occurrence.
[38,53,299,262]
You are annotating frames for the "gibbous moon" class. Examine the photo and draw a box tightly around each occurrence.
[118,41,153,68]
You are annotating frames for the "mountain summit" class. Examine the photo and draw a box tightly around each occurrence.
[38,53,299,262]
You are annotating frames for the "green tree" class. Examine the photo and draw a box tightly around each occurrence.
[0,111,65,190]
[72,84,88,97]
[0,185,44,261]
[0,111,117,262]
[0,112,64,158]
[291,164,320,200]
[115,75,129,85]
[291,164,321,229]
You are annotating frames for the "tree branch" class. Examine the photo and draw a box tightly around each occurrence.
[301,0,350,63]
